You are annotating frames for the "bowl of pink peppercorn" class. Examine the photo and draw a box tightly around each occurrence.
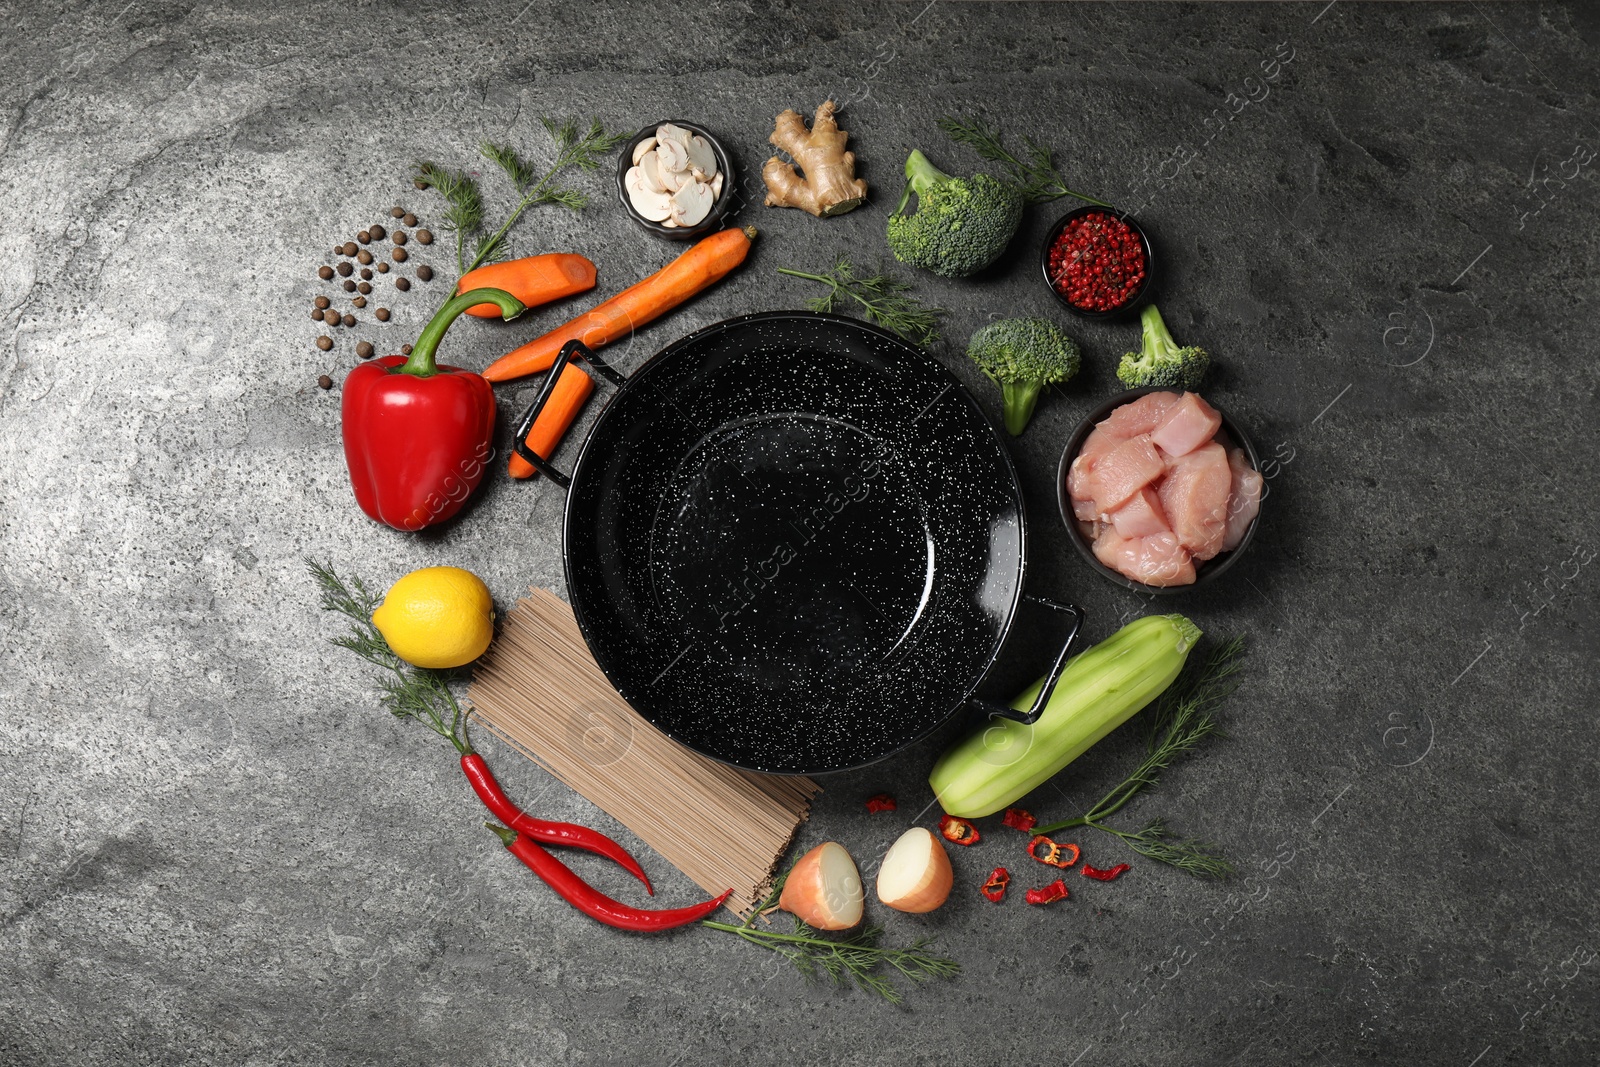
[1040,205,1153,319]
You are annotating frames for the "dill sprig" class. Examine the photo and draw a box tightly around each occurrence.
[414,117,627,277]
[1032,636,1245,877]
[700,870,960,1004]
[777,259,944,347]
[937,114,1110,208]
[309,560,470,753]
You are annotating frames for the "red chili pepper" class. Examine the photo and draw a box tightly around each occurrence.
[1027,834,1080,869]
[1002,807,1036,832]
[981,867,1010,903]
[1025,879,1070,906]
[486,824,729,931]
[939,814,980,846]
[1082,862,1132,881]
[462,753,652,894]
[341,287,524,531]
[865,793,897,814]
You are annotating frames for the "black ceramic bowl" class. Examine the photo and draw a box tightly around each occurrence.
[1039,204,1155,320]
[616,120,734,241]
[1057,387,1261,594]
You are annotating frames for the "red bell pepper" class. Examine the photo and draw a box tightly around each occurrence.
[341,288,525,531]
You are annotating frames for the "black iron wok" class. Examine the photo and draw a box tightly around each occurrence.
[512,311,1081,775]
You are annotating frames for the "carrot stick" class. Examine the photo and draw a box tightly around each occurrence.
[483,226,757,383]
[458,253,596,318]
[508,362,594,479]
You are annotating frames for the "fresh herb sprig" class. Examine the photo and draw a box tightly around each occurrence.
[937,114,1111,208]
[1032,636,1245,877]
[309,560,470,753]
[777,259,945,347]
[700,872,959,1004]
[415,117,627,277]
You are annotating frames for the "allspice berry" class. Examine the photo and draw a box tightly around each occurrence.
[357,249,373,265]
[336,261,352,277]
[353,296,367,308]
[401,343,413,355]
[321,308,339,323]
[357,281,372,295]
[415,228,433,245]
[395,277,411,292]
[316,336,333,351]
[403,212,417,226]
[375,307,391,322]
[360,267,372,280]
[370,224,387,240]
[341,241,358,256]
[356,341,374,359]
[343,279,357,292]
[392,247,409,263]
[392,231,407,246]
[391,206,406,218]
[415,265,433,282]
[358,230,371,244]
[376,262,390,273]
[311,308,323,321]
[318,374,334,389]
[318,265,334,280]
[341,313,356,327]
[314,295,331,309]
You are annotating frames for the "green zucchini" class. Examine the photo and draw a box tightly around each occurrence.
[929,614,1201,818]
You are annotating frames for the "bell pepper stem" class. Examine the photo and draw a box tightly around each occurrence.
[400,287,526,377]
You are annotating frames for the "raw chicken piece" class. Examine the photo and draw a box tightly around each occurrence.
[1098,391,1181,440]
[1079,392,1180,468]
[1085,434,1166,514]
[1157,441,1232,560]
[1066,455,1098,521]
[1108,486,1170,539]
[1221,447,1263,551]
[1093,528,1196,587]
[1150,392,1222,457]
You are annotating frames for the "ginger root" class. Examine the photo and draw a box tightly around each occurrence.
[762,100,869,218]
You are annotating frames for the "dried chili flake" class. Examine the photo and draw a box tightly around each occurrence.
[939,814,981,846]
[1081,862,1131,881]
[981,867,1010,903]
[1025,879,1069,906]
[864,793,897,814]
[1002,807,1037,832]
[1027,834,1080,869]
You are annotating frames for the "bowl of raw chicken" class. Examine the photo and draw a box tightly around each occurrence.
[1059,388,1263,593]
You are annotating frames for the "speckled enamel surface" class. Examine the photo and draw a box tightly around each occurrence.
[563,312,1026,774]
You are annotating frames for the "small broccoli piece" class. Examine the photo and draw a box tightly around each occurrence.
[1116,304,1210,391]
[967,318,1081,436]
[886,150,1025,279]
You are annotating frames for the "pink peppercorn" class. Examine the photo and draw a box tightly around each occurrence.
[1047,211,1148,313]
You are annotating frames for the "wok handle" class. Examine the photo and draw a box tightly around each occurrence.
[968,597,1084,725]
[509,339,628,490]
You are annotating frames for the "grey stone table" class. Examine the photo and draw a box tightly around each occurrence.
[3,2,1596,1064]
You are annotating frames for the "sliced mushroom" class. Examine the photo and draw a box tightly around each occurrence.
[656,123,693,147]
[670,180,715,227]
[661,217,680,228]
[656,136,690,175]
[686,135,717,181]
[710,173,724,199]
[624,166,674,222]
[638,150,668,193]
[631,136,657,166]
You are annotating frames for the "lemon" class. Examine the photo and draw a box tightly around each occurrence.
[371,566,495,669]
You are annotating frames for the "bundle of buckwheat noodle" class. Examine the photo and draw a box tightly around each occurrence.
[467,588,820,917]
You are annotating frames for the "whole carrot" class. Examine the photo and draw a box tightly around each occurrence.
[508,362,594,479]
[483,226,757,383]
[457,253,597,318]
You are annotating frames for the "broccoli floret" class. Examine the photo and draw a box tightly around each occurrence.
[886,150,1024,279]
[1116,304,1210,391]
[967,318,1081,436]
